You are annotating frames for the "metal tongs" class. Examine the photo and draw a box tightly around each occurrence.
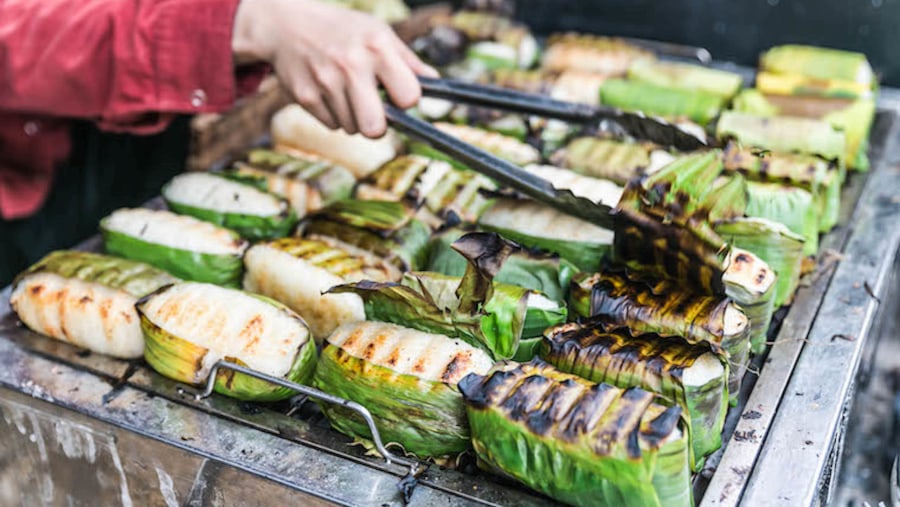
[385,77,707,229]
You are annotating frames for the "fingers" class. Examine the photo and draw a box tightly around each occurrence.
[313,63,359,135]
[398,42,440,79]
[347,71,387,138]
[281,63,339,130]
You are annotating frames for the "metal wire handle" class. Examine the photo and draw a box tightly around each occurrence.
[192,360,420,471]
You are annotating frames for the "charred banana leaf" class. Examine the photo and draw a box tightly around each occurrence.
[600,79,725,126]
[716,111,847,166]
[162,172,298,240]
[300,199,431,271]
[11,251,178,359]
[137,282,316,401]
[330,233,566,359]
[568,269,750,399]
[313,321,494,458]
[458,358,692,507]
[101,208,248,288]
[550,136,656,185]
[627,58,743,99]
[541,321,729,469]
[243,237,401,342]
[355,155,497,224]
[225,148,356,215]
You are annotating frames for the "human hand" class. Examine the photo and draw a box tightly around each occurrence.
[232,0,437,137]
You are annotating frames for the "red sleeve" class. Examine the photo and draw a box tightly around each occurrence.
[0,0,267,134]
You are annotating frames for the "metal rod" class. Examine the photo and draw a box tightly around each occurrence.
[194,360,419,470]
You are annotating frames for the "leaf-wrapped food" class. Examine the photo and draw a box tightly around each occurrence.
[313,321,494,458]
[541,321,729,469]
[550,137,655,185]
[758,45,876,97]
[745,181,819,256]
[137,282,316,401]
[627,58,743,99]
[716,111,847,166]
[600,79,725,126]
[11,251,178,359]
[458,358,693,507]
[414,123,541,167]
[541,33,654,76]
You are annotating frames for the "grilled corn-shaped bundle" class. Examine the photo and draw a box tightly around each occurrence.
[757,45,876,99]
[458,359,692,507]
[716,111,847,165]
[521,165,624,207]
[426,227,577,304]
[11,251,177,359]
[414,123,541,167]
[600,79,725,126]
[225,148,356,215]
[243,237,400,342]
[355,155,497,224]
[550,137,657,185]
[271,104,399,178]
[478,197,614,272]
[101,208,248,287]
[627,58,743,99]
[300,199,431,271]
[313,321,494,458]
[732,89,875,171]
[137,282,316,401]
[331,233,567,359]
[568,270,750,399]
[162,172,298,241]
[715,217,805,309]
[722,142,843,233]
[745,181,818,257]
[541,321,728,469]
[541,33,655,76]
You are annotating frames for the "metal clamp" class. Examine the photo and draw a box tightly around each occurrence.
[192,360,421,472]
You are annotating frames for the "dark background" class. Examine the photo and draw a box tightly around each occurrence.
[411,0,900,86]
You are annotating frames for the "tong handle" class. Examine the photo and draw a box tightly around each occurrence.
[418,76,598,123]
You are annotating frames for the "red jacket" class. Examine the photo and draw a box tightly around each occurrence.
[0,0,265,220]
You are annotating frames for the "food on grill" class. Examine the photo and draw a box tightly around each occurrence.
[458,359,692,507]
[300,199,431,271]
[321,0,410,22]
[161,172,298,241]
[313,321,494,458]
[330,233,566,359]
[100,208,248,288]
[567,269,751,399]
[478,197,614,272]
[10,251,178,359]
[355,155,497,224]
[225,149,356,216]
[757,45,876,99]
[541,321,729,469]
[243,237,400,342]
[600,78,725,126]
[541,34,655,76]
[627,58,743,99]
[745,181,819,257]
[550,70,610,104]
[521,164,624,207]
[426,227,576,304]
[271,104,399,178]
[415,123,541,167]
[716,111,847,165]
[137,282,316,401]
[550,137,657,185]
[716,217,806,309]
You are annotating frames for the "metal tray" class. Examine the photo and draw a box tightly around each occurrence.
[1,96,899,507]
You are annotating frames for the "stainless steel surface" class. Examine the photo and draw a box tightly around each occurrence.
[2,91,900,507]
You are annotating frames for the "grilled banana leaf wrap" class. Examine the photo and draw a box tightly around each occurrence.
[458,358,693,507]
[11,251,178,359]
[600,78,725,126]
[540,321,729,470]
[550,136,655,186]
[101,208,248,288]
[313,321,494,458]
[299,199,431,272]
[136,282,316,401]
[329,232,567,360]
[568,269,750,401]
[745,181,819,257]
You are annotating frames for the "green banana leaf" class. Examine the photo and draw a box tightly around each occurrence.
[567,269,751,401]
[137,282,316,401]
[541,321,729,470]
[329,233,567,359]
[600,78,725,125]
[300,199,431,271]
[716,111,847,166]
[426,226,577,304]
[745,181,819,256]
[550,136,655,186]
[101,209,247,288]
[627,58,743,99]
[759,45,876,91]
[458,358,693,507]
[312,321,493,458]
[716,217,806,307]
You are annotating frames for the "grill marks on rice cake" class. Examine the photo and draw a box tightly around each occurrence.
[327,322,493,384]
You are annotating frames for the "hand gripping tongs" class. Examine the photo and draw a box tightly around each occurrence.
[385,76,709,230]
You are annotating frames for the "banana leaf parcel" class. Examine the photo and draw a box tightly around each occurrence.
[745,181,819,257]
[627,58,743,99]
[758,45,876,99]
[600,78,725,126]
[716,111,847,167]
[550,136,657,186]
[458,358,693,507]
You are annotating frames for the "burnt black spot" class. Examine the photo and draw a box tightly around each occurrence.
[755,270,770,284]
[735,253,751,264]
[79,295,93,304]
[30,285,44,296]
[641,405,682,449]
[441,355,462,383]
[500,375,551,422]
